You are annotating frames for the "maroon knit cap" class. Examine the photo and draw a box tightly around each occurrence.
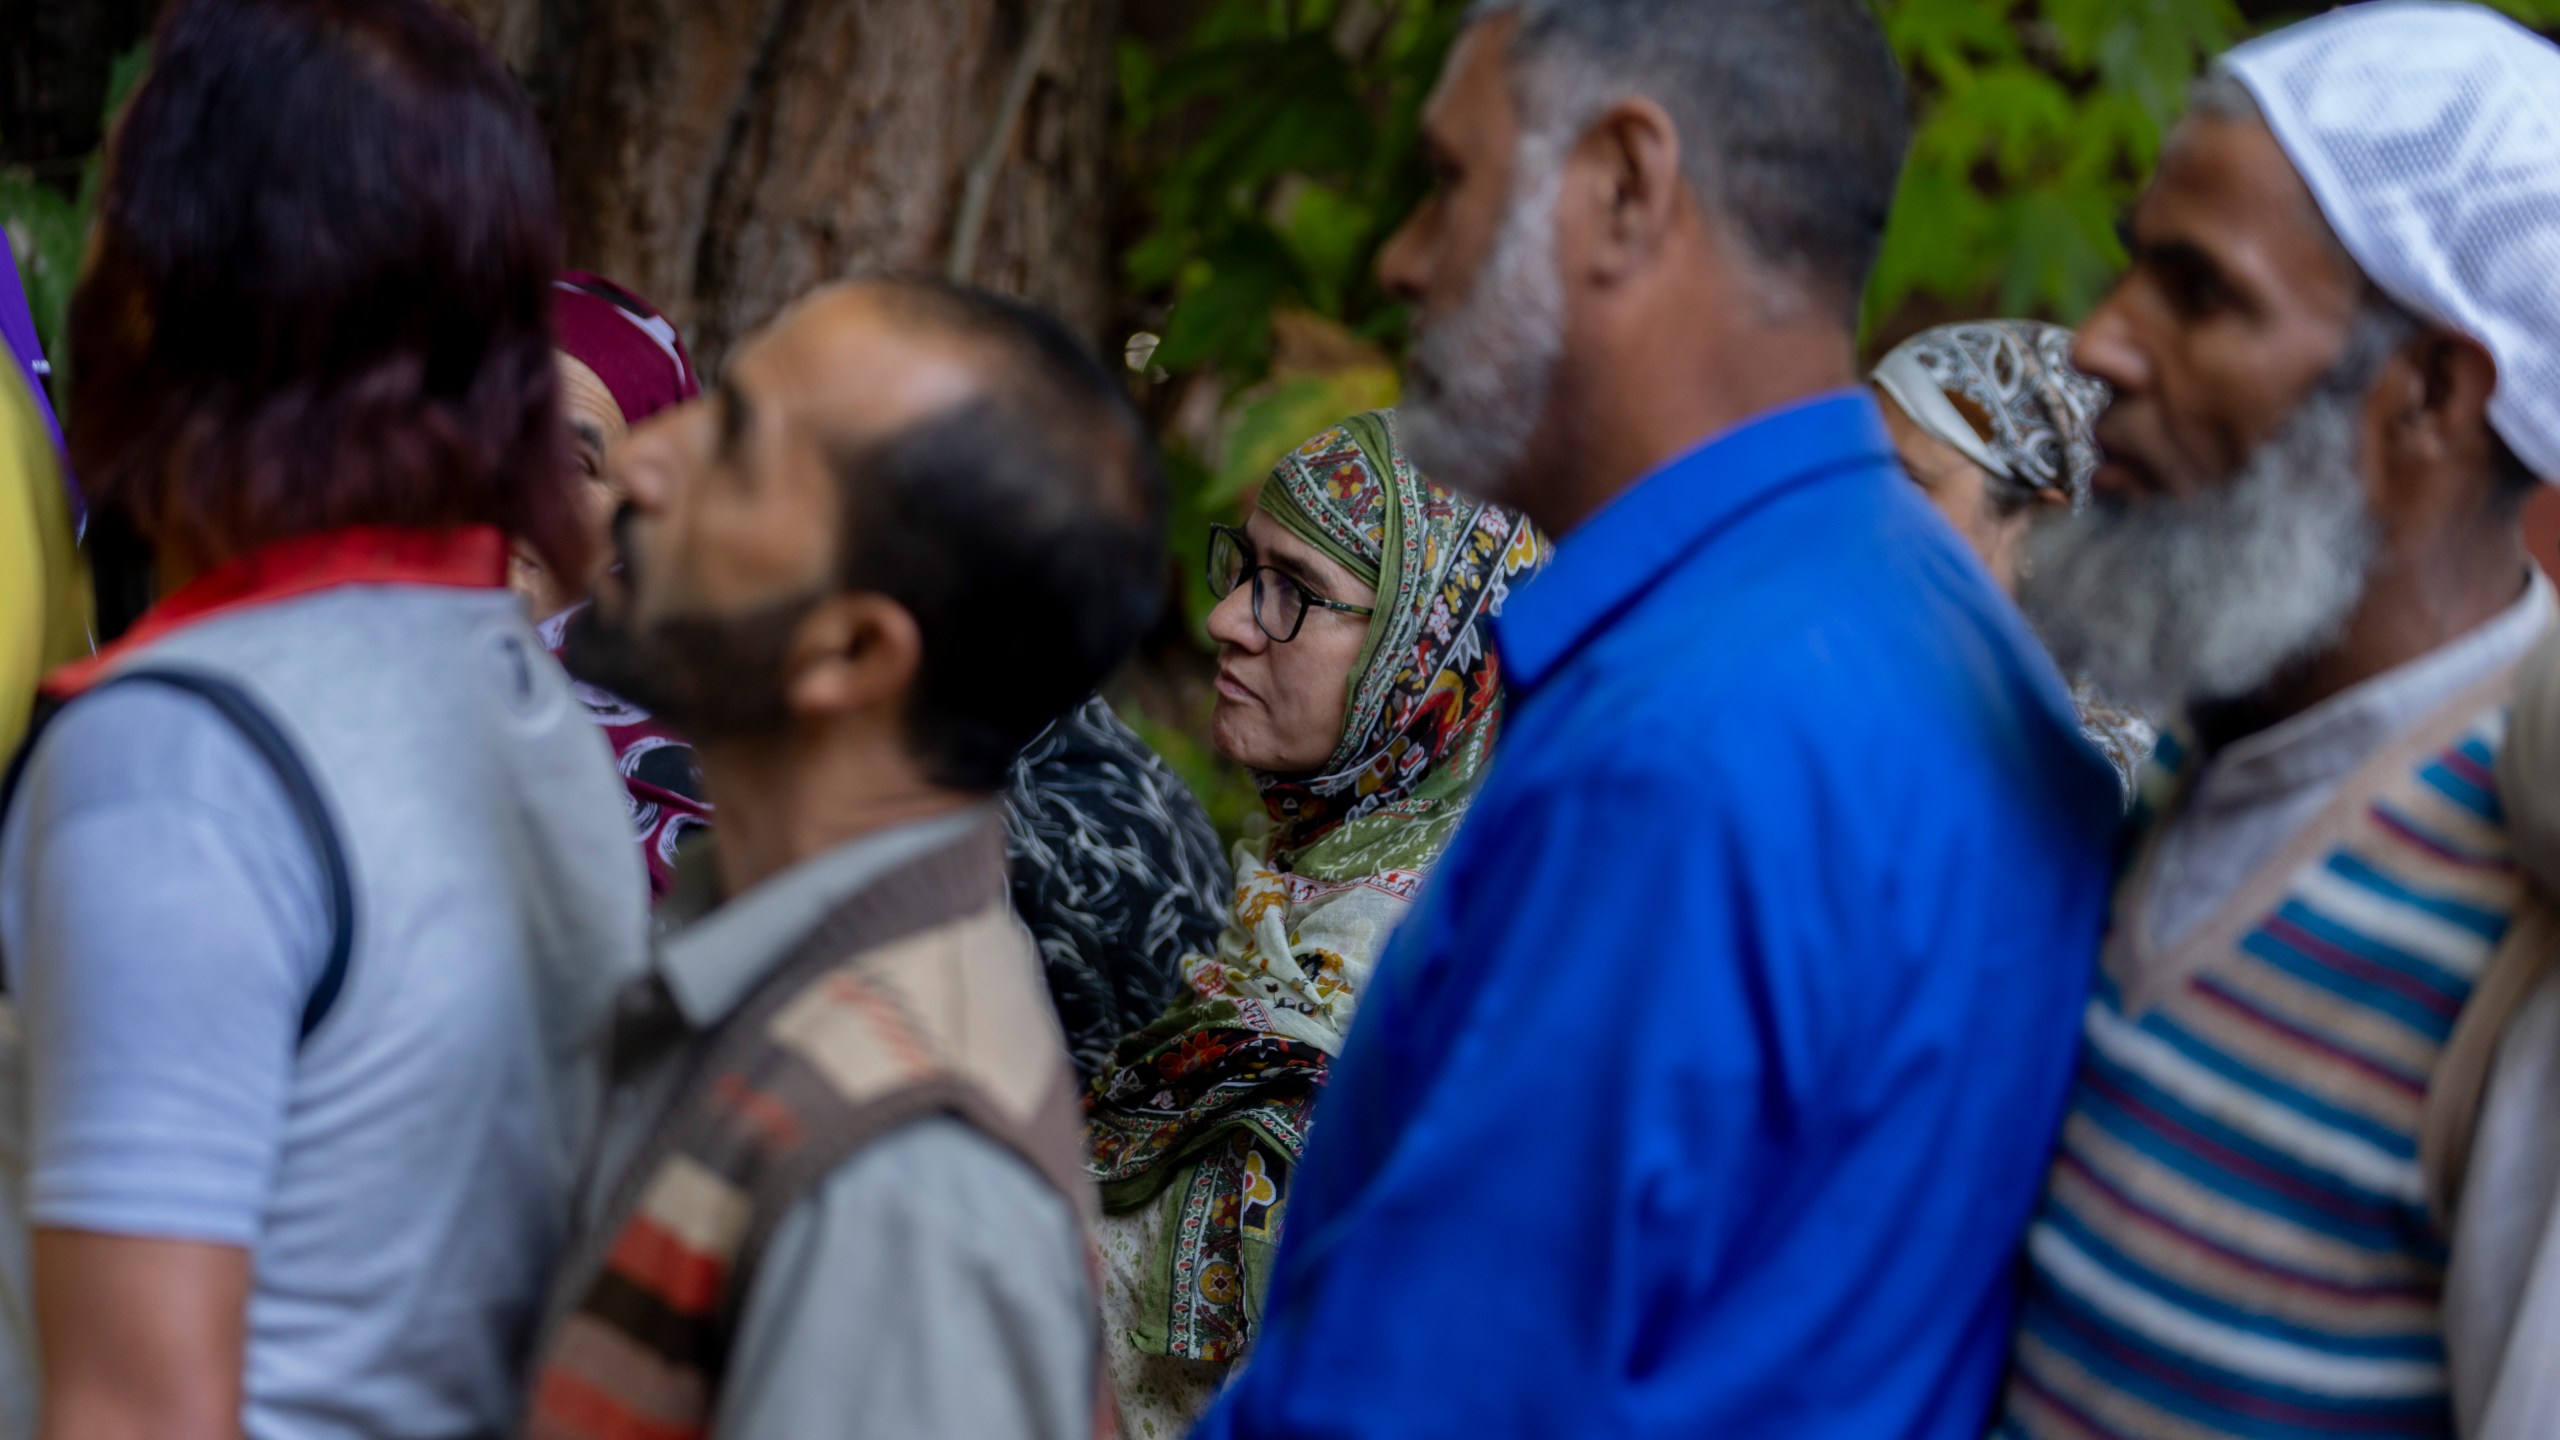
[551,272,698,425]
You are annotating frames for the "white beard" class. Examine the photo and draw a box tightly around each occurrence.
[2019,380,2380,717]
[1397,133,1569,504]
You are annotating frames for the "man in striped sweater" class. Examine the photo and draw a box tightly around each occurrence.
[1997,7,2560,1439]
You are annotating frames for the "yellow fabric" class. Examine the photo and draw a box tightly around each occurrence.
[0,367,90,752]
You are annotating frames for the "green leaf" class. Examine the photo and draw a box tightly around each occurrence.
[1935,63,2076,181]
[1210,368,1400,510]
[1155,226,1303,377]
[1881,0,2023,85]
[1865,159,1995,330]
[2089,0,2240,127]
[1124,226,1192,291]
[1276,181,1375,315]
[1991,185,2125,320]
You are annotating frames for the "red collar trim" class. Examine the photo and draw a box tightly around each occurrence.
[46,525,511,700]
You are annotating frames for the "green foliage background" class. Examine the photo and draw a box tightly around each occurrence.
[1120,0,2560,456]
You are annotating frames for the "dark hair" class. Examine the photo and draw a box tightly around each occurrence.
[66,0,585,579]
[830,279,1167,791]
[1473,0,1912,327]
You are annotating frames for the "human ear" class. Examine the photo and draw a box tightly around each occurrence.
[784,592,922,722]
[1577,96,1684,284]
[2381,330,2498,480]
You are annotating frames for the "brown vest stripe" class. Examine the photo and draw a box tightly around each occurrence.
[577,1266,718,1368]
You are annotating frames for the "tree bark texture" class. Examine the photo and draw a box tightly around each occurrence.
[446,0,1118,372]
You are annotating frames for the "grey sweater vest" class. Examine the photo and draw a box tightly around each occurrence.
[0,584,647,1436]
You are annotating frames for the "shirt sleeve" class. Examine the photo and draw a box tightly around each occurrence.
[1195,747,1837,1439]
[2447,964,2560,1436]
[0,684,330,1244]
[713,1116,1095,1440]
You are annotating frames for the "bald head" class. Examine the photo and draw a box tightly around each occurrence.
[778,277,1158,522]
[753,283,991,443]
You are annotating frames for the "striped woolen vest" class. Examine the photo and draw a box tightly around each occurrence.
[1999,668,2527,1440]
[523,820,1100,1440]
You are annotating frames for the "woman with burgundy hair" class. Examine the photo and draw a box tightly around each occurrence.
[0,2,646,1437]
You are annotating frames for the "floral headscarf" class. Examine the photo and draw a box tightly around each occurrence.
[1084,411,1544,1372]
[1872,320,2110,508]
[1253,410,1541,875]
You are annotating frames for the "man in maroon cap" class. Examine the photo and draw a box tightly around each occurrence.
[515,274,716,901]
[513,272,700,618]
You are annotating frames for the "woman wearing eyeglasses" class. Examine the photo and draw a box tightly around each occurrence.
[1086,410,1545,1436]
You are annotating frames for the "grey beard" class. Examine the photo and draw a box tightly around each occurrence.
[2019,381,2381,718]
[1397,133,1568,504]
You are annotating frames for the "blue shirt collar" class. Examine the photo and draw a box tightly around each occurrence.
[1493,389,1897,694]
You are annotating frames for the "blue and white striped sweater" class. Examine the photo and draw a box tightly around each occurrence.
[2000,701,2522,1440]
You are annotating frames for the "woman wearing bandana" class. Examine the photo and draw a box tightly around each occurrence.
[1872,319,2155,797]
[1085,410,1545,1435]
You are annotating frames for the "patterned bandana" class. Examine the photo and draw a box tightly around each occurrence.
[1872,321,2110,508]
[1252,409,1546,875]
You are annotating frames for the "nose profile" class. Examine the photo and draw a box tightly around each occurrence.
[2070,289,2149,396]
[1376,207,1429,307]
[1205,579,1266,653]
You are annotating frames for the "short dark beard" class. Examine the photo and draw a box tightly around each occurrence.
[560,588,822,740]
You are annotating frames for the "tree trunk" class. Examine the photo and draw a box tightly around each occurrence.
[464,0,1117,372]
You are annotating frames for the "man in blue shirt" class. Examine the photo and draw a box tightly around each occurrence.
[1192,3,2123,1436]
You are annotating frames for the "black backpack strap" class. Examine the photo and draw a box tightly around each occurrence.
[1,668,353,1042]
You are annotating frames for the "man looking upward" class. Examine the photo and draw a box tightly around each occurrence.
[2000,7,2560,1438]
[526,276,1162,1440]
[1194,2,2122,1435]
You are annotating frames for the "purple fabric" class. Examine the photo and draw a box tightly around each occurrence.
[1,230,75,520]
[0,234,58,441]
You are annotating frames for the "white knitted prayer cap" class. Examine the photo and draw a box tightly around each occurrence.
[2224,2,2560,481]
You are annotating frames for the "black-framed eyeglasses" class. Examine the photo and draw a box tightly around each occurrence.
[1206,522,1375,643]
